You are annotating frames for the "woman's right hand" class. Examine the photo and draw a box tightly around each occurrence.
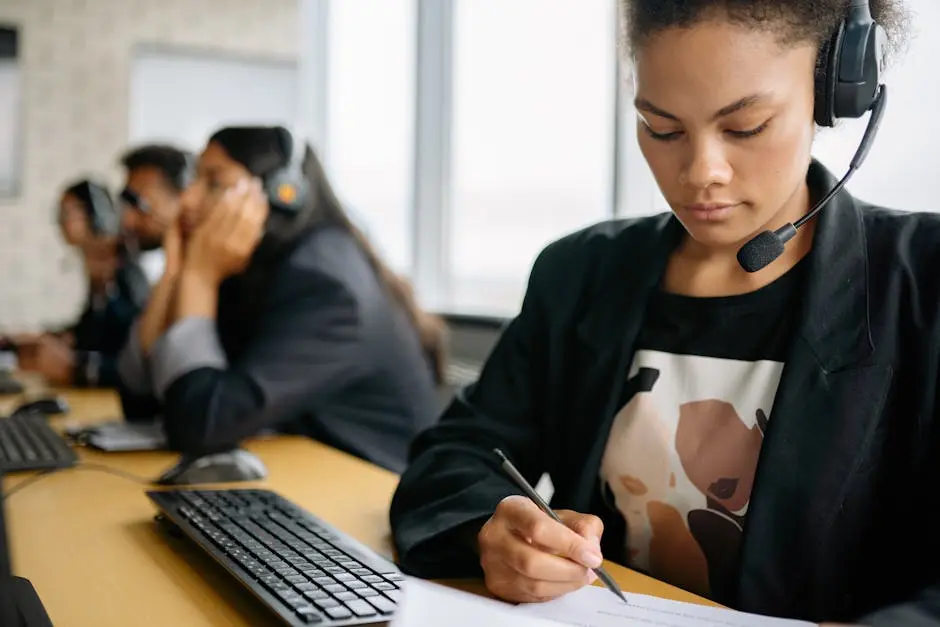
[478,495,605,603]
[162,219,184,279]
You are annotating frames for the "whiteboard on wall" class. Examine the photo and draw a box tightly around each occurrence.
[128,47,298,154]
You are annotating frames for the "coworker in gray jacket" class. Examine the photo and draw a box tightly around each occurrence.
[117,126,445,473]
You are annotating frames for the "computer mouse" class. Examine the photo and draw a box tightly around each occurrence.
[156,449,268,485]
[10,396,69,417]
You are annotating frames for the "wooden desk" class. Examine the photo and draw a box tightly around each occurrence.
[0,389,717,626]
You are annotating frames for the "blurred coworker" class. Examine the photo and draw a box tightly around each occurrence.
[17,180,148,387]
[58,178,116,248]
[118,144,194,285]
[118,126,445,472]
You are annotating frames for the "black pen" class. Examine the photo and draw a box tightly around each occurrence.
[493,448,627,604]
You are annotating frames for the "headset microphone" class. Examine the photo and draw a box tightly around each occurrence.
[737,86,886,273]
[737,0,887,273]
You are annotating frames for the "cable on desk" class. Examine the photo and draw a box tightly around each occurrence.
[3,461,153,500]
[76,461,152,485]
[2,468,60,499]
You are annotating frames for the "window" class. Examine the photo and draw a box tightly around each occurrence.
[811,1,940,213]
[325,0,417,274]
[0,26,20,196]
[129,48,298,153]
[306,0,940,320]
[446,0,617,316]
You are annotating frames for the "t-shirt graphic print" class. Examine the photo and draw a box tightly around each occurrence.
[599,349,783,599]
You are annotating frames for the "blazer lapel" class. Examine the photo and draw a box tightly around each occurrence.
[566,214,684,512]
[736,162,894,618]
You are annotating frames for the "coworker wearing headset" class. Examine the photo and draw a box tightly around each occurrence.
[390,1,938,625]
[58,179,116,248]
[117,126,445,473]
[17,180,148,386]
[118,144,193,285]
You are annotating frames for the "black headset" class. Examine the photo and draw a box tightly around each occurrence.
[63,180,117,236]
[813,0,887,127]
[260,129,309,216]
[738,0,888,272]
[85,181,119,235]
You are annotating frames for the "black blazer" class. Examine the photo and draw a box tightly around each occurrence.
[70,262,148,387]
[119,226,441,473]
[390,161,940,625]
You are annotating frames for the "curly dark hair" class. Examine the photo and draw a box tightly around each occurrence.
[621,0,912,62]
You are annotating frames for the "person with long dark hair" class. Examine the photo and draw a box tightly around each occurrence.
[117,126,445,472]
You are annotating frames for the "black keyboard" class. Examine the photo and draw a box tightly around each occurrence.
[0,373,23,395]
[0,413,77,472]
[147,489,403,626]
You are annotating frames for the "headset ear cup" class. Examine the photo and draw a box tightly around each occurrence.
[86,181,116,236]
[263,168,307,216]
[814,23,843,128]
[261,129,309,215]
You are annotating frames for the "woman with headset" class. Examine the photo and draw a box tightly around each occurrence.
[16,180,147,387]
[117,126,445,473]
[390,1,939,624]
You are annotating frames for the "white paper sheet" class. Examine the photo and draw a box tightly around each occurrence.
[516,585,815,627]
[389,577,563,627]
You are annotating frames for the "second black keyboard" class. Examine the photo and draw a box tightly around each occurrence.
[0,413,78,472]
[147,488,403,626]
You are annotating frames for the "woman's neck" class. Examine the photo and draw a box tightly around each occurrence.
[662,184,816,297]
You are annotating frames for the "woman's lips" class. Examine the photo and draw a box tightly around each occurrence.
[683,203,739,221]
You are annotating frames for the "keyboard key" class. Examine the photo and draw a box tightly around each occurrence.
[367,595,396,614]
[295,607,323,623]
[355,588,380,598]
[323,606,353,620]
[345,599,378,617]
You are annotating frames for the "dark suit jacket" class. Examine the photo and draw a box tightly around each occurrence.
[118,225,440,473]
[390,161,940,625]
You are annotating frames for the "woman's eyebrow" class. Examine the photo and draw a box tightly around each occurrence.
[634,92,771,121]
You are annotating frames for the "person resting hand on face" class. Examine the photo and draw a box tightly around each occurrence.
[117,126,446,473]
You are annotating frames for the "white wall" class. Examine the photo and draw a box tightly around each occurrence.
[0,0,298,332]
[129,48,298,152]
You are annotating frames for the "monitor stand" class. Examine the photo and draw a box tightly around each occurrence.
[10,577,52,627]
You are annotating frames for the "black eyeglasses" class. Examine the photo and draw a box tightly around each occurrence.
[119,188,151,214]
